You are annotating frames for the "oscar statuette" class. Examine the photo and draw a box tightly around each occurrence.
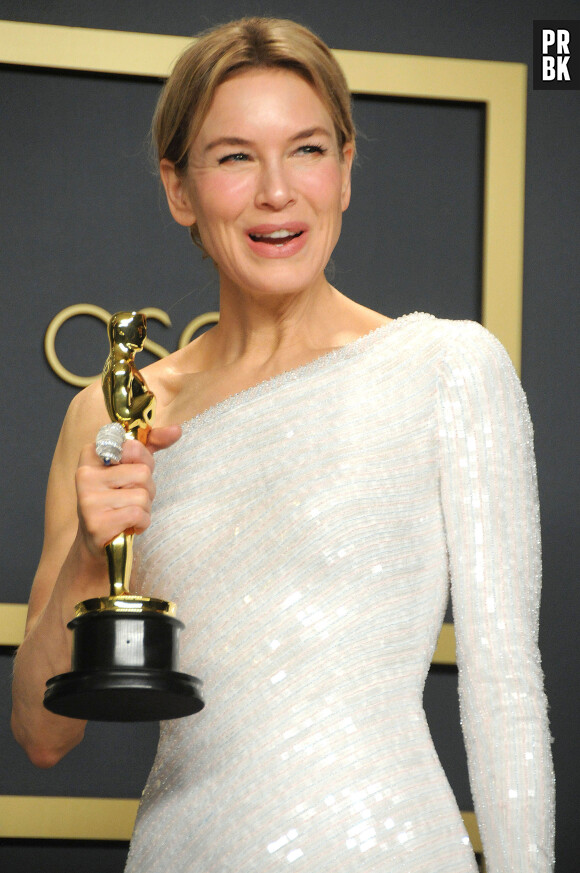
[44,311,204,721]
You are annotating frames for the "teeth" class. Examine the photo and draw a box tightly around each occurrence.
[251,229,298,240]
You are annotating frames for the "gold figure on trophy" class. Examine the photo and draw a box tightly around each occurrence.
[102,311,156,600]
[43,312,204,721]
[103,311,156,441]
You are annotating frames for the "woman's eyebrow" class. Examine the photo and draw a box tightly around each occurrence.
[203,136,253,154]
[204,127,333,154]
[204,136,252,153]
[290,126,333,141]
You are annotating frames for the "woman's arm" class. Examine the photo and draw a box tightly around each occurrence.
[11,384,179,767]
[437,321,555,872]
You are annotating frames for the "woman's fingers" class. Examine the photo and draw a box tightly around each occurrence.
[76,469,154,550]
[75,425,181,554]
[146,424,182,453]
[76,464,155,509]
[81,425,181,468]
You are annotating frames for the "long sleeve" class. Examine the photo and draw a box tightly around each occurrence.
[437,321,555,872]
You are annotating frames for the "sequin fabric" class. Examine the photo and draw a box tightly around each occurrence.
[126,313,554,873]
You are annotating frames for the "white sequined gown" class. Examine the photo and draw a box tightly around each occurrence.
[126,314,554,873]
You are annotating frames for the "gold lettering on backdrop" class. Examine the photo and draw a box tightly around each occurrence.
[178,311,221,348]
[45,304,220,387]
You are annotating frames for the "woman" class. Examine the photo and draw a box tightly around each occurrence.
[12,17,554,873]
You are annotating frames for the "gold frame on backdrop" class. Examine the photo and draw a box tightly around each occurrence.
[0,793,483,851]
[0,18,526,859]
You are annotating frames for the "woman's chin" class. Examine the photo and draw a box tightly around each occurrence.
[221,261,329,303]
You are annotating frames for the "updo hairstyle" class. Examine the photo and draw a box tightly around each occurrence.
[153,17,356,248]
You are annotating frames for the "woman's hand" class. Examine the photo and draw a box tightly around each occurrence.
[75,425,181,558]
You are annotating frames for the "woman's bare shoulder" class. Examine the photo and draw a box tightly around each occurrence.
[331,293,392,343]
[356,306,393,333]
[137,335,210,416]
[60,380,110,448]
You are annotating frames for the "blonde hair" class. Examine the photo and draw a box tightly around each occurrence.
[153,17,355,248]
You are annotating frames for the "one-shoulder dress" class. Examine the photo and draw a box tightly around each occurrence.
[125,313,554,873]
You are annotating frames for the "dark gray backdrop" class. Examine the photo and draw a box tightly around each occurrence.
[0,1,577,870]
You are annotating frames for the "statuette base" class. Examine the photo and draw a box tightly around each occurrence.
[44,667,204,721]
[43,607,204,721]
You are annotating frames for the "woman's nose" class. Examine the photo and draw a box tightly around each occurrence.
[255,161,295,210]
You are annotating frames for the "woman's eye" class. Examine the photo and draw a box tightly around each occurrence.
[218,152,250,165]
[297,144,327,156]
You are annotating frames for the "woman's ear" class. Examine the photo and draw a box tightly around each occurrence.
[159,159,196,227]
[340,142,354,212]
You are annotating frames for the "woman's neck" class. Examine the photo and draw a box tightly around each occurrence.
[210,278,345,367]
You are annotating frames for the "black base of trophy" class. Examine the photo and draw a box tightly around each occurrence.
[44,609,204,722]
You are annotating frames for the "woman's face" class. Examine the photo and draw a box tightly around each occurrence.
[163,68,353,302]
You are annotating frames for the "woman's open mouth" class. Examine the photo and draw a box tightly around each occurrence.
[247,225,308,257]
[249,229,304,246]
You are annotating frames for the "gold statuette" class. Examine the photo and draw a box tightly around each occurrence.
[44,312,204,721]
